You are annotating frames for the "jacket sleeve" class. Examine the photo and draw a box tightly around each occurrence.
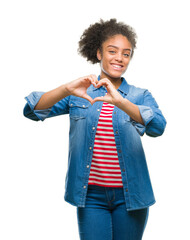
[130,90,167,137]
[23,91,70,121]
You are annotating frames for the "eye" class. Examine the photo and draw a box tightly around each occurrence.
[109,50,116,54]
[124,53,130,57]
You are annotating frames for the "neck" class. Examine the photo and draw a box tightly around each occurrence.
[100,72,122,89]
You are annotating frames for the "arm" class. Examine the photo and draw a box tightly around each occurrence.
[135,90,167,137]
[23,91,70,121]
[117,90,166,137]
[23,75,98,121]
[92,78,144,124]
[115,98,144,125]
[92,78,167,137]
[34,84,70,110]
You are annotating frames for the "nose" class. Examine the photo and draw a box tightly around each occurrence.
[115,52,123,62]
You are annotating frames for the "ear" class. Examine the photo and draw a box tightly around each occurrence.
[97,49,102,61]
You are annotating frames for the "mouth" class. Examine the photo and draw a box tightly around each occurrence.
[110,63,124,71]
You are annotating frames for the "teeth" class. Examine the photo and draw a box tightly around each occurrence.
[112,64,122,69]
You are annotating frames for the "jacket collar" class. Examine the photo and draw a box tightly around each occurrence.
[92,75,130,95]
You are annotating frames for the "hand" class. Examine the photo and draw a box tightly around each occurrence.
[65,75,98,104]
[91,78,123,106]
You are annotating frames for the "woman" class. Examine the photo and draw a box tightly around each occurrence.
[23,19,166,240]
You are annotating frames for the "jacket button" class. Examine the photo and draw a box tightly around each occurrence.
[89,147,92,150]
[92,127,95,130]
[115,131,118,134]
[82,105,85,108]
[125,188,128,192]
[119,150,121,153]
[83,186,86,189]
[97,109,100,111]
[86,165,89,168]
[122,169,125,172]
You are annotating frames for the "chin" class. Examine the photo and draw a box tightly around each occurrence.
[109,72,123,79]
[103,71,122,79]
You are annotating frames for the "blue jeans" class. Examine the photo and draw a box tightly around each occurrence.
[77,185,149,240]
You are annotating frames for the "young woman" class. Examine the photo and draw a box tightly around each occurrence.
[23,19,166,240]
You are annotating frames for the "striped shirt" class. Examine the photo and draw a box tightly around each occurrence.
[88,102,123,188]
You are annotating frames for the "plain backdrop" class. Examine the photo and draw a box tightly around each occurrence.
[1,0,190,239]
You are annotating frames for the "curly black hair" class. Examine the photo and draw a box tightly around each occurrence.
[78,18,137,64]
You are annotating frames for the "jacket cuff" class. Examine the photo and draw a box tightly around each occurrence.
[138,105,154,126]
[24,92,52,121]
[130,105,154,136]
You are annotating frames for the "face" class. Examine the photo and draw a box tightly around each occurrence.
[97,34,132,80]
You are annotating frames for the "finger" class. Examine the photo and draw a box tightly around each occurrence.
[89,75,98,87]
[92,96,107,104]
[97,83,114,94]
[90,74,99,84]
[96,78,111,88]
[82,75,96,88]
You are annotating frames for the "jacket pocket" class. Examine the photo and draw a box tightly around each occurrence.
[69,99,90,120]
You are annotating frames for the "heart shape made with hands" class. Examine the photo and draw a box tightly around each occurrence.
[81,78,120,106]
[68,76,120,106]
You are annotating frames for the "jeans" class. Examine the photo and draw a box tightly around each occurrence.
[77,185,149,240]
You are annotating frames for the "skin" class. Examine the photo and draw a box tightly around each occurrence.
[34,34,144,125]
[97,34,132,89]
[92,34,132,105]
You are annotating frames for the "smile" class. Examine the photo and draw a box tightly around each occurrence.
[111,64,123,70]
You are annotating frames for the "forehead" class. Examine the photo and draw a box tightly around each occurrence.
[102,34,132,50]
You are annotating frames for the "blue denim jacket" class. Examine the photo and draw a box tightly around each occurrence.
[23,76,166,211]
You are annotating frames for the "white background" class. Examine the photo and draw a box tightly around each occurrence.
[1,0,190,239]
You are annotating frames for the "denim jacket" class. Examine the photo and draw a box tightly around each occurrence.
[23,76,167,211]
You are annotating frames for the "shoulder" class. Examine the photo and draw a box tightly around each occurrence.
[128,83,148,96]
[127,84,149,104]
[121,77,149,97]
[122,79,152,104]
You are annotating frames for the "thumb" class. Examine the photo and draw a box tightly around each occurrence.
[91,96,105,104]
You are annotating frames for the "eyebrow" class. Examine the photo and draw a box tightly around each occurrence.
[107,45,132,52]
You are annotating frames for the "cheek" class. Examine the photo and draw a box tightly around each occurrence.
[100,60,109,71]
[100,57,112,69]
[123,60,130,70]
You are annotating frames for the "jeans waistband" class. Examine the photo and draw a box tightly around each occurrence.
[88,184,123,190]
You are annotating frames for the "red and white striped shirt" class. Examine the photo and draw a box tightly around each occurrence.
[88,102,123,188]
